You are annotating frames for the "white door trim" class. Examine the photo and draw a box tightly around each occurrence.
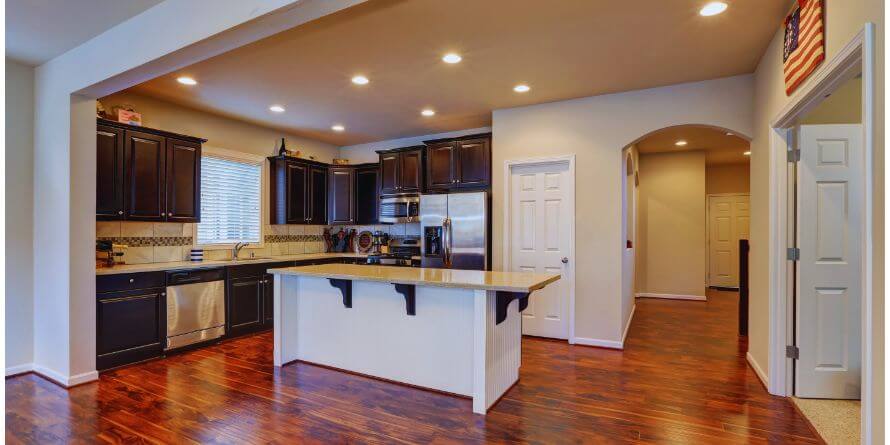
[766,23,874,443]
[705,193,750,287]
[502,155,576,343]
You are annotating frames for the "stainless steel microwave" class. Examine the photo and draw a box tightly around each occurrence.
[379,195,420,223]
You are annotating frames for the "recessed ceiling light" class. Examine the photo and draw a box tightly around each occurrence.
[743,151,751,156]
[675,140,688,146]
[269,105,285,113]
[421,109,436,117]
[442,53,462,64]
[177,76,197,85]
[726,132,734,136]
[332,124,345,132]
[513,84,530,93]
[699,2,728,16]
[351,75,369,85]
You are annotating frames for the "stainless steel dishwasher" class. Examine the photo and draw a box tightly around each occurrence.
[165,268,226,350]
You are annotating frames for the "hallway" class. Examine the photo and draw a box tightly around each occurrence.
[6,290,820,443]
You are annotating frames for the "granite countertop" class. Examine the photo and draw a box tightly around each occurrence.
[95,252,368,275]
[268,263,561,293]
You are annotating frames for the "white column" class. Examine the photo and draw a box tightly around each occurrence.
[472,290,522,414]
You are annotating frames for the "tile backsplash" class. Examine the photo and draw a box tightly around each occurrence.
[97,221,420,265]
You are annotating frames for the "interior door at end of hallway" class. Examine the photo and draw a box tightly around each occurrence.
[795,124,863,399]
[707,194,749,288]
[510,162,572,340]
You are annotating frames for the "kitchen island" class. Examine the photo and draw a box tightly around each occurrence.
[267,264,560,414]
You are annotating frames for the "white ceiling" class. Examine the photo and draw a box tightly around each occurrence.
[121,0,786,146]
[635,125,750,165]
[6,0,163,66]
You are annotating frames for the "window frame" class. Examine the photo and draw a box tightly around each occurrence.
[193,146,267,250]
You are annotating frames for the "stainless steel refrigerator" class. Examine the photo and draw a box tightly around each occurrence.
[420,191,488,270]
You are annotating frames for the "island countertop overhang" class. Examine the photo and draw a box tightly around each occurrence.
[267,264,560,293]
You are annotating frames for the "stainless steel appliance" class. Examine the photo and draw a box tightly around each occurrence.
[379,195,420,223]
[165,268,226,350]
[367,237,421,267]
[421,192,488,270]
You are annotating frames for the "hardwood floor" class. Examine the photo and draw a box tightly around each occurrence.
[6,290,820,444]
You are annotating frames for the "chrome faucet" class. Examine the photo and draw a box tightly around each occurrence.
[232,242,248,260]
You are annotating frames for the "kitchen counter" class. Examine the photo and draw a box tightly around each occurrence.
[269,264,560,414]
[268,263,559,293]
[95,252,368,275]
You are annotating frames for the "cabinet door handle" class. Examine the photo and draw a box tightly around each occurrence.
[128,278,135,283]
[161,292,166,296]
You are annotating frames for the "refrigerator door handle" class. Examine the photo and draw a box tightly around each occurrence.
[443,216,453,268]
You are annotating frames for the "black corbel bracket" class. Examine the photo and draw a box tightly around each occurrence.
[393,283,416,316]
[495,291,532,325]
[328,279,352,308]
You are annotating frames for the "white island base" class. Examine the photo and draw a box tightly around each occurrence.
[273,274,525,414]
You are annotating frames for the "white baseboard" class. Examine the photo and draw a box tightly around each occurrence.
[31,364,99,387]
[746,352,769,388]
[621,305,636,345]
[636,292,707,301]
[5,363,33,377]
[572,336,624,349]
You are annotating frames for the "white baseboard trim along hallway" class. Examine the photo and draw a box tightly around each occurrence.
[5,363,33,377]
[636,293,707,301]
[621,305,636,346]
[571,305,636,350]
[31,365,99,387]
[746,352,768,388]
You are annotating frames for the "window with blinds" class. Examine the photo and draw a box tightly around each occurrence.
[196,155,262,245]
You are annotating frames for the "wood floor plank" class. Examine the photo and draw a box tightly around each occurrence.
[6,290,822,443]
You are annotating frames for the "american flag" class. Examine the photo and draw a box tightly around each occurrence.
[783,0,824,95]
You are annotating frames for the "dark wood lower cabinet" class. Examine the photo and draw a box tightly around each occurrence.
[96,287,165,371]
[227,276,265,337]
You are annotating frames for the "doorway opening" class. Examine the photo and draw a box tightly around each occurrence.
[625,124,751,304]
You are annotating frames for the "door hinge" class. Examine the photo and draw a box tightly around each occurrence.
[787,247,800,261]
[787,149,800,162]
[786,345,799,359]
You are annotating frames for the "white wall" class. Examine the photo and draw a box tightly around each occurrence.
[492,75,753,345]
[5,59,35,373]
[620,145,639,338]
[748,2,882,440]
[339,127,491,163]
[636,151,707,297]
[30,0,360,385]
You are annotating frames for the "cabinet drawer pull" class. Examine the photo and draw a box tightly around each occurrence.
[118,210,124,215]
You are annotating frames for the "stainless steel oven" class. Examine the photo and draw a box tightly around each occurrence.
[379,195,420,223]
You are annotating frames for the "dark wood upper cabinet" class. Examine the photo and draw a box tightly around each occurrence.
[269,157,328,225]
[124,130,167,221]
[455,138,491,187]
[328,167,354,225]
[426,142,455,189]
[165,138,200,222]
[424,134,491,191]
[308,166,328,225]
[379,153,399,195]
[96,119,204,222]
[399,149,423,193]
[354,165,379,225]
[285,162,309,224]
[96,125,125,220]
[377,146,423,195]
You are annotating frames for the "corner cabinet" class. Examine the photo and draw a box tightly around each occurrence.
[354,164,379,224]
[377,146,424,195]
[269,156,328,225]
[96,119,204,222]
[424,134,491,192]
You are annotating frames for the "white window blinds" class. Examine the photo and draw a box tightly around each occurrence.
[197,155,262,245]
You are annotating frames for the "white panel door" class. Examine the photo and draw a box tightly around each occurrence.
[510,162,572,339]
[796,124,862,399]
[707,194,749,287]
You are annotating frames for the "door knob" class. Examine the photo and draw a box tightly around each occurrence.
[561,257,569,264]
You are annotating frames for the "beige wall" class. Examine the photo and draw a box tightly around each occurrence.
[748,1,882,439]
[6,59,35,372]
[636,151,706,297]
[620,145,639,333]
[706,163,750,195]
[99,91,340,162]
[492,74,753,344]
[800,76,862,125]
